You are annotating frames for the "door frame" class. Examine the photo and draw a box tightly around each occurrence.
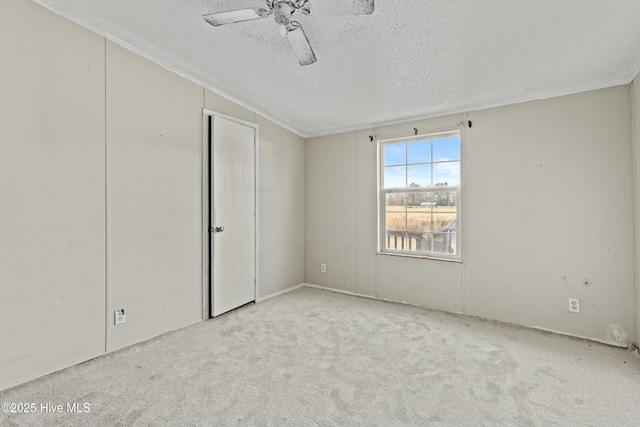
[202,109,260,319]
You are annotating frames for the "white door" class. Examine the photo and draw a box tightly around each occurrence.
[210,115,256,317]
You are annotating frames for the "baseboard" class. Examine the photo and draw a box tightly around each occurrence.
[300,283,633,350]
[300,283,430,309]
[531,326,630,349]
[255,283,305,303]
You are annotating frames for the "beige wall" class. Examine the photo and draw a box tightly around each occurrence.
[464,87,634,343]
[106,42,204,351]
[0,0,305,390]
[0,0,106,391]
[306,86,637,346]
[255,114,306,298]
[633,76,640,348]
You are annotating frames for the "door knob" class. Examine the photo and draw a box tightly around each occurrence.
[215,226,225,232]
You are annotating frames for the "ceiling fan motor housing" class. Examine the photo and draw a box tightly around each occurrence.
[273,0,311,25]
[274,2,293,26]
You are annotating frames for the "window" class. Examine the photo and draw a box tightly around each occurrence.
[378,131,461,260]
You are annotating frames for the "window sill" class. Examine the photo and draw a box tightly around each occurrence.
[377,251,463,264]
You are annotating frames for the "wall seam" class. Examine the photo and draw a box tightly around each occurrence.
[461,112,467,314]
[104,37,110,354]
[303,133,307,288]
[354,131,358,294]
[304,134,308,284]
[374,127,379,298]
[632,80,639,347]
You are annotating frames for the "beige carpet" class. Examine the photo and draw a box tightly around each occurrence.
[1,287,639,427]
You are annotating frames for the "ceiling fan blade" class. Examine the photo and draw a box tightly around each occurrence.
[313,0,375,16]
[285,22,317,66]
[203,8,271,27]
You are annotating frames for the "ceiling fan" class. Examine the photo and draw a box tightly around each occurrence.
[203,0,375,66]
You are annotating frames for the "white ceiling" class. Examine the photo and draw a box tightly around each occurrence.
[35,0,640,137]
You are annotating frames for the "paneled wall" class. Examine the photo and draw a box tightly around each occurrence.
[254,114,306,298]
[0,0,107,391]
[306,86,636,346]
[106,43,204,351]
[463,87,634,343]
[0,0,305,390]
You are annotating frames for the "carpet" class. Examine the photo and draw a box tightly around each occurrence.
[1,287,639,426]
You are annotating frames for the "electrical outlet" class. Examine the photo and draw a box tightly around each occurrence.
[608,325,626,344]
[321,264,327,273]
[115,309,126,325]
[568,298,580,313]
[612,329,622,342]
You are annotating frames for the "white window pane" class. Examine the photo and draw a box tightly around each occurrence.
[407,140,430,164]
[407,192,424,207]
[385,212,406,231]
[385,229,407,251]
[385,192,406,210]
[385,193,406,250]
[407,213,433,232]
[379,131,461,259]
[384,166,406,188]
[432,232,457,255]
[408,193,440,232]
[383,142,406,166]
[416,233,434,252]
[407,164,431,187]
[431,190,457,209]
[433,135,460,162]
[433,162,460,187]
[413,192,438,208]
[433,212,457,231]
[432,233,456,254]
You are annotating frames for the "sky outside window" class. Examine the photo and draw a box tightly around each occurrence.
[407,140,430,164]
[383,142,406,166]
[384,135,459,189]
[433,135,459,162]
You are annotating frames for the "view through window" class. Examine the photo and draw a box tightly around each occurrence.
[379,131,461,259]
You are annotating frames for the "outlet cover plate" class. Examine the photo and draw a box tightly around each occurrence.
[115,309,126,325]
[568,298,580,313]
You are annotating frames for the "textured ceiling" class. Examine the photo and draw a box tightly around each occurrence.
[34,0,640,137]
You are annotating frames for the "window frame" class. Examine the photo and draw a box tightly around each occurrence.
[377,130,462,262]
